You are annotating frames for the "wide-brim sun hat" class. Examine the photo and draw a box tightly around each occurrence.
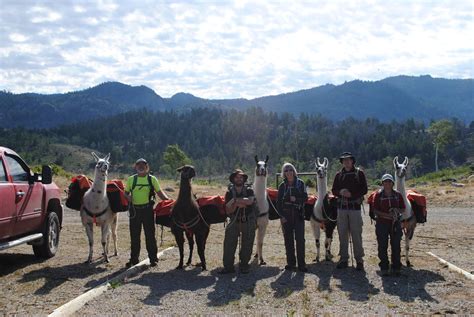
[229,169,248,183]
[339,152,356,163]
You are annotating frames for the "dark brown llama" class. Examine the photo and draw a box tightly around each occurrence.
[171,165,210,270]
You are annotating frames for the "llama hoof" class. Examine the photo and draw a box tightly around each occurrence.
[254,253,258,258]
[201,266,207,271]
[195,262,202,267]
[313,258,320,263]
[85,259,92,264]
[114,252,118,256]
[259,261,266,266]
[186,261,192,266]
[105,258,110,263]
[406,260,412,267]
[176,265,184,270]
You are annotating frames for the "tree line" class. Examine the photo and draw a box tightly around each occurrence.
[1,107,472,181]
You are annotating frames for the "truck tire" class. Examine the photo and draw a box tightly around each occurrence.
[33,212,60,258]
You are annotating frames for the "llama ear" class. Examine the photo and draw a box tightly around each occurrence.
[104,153,111,162]
[324,157,329,168]
[404,156,409,166]
[254,155,258,163]
[393,156,399,167]
[317,157,322,167]
[265,155,269,163]
[91,152,100,162]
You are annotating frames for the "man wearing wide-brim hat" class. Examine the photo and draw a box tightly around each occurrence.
[220,169,256,274]
[332,152,368,271]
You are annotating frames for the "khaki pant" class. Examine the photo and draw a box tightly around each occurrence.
[223,213,256,270]
[337,208,364,263]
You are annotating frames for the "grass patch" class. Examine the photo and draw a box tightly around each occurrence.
[408,165,473,185]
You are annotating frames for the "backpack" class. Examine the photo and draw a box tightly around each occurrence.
[66,175,92,210]
[106,180,129,212]
[131,174,156,203]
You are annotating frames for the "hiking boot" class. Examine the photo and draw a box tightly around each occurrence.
[336,261,348,269]
[149,260,158,267]
[381,269,390,276]
[298,266,308,273]
[218,267,236,274]
[356,262,364,271]
[284,265,296,271]
[125,259,139,268]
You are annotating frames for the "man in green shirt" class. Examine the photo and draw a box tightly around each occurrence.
[124,158,169,268]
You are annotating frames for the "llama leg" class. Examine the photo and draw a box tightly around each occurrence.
[111,214,118,256]
[325,221,336,261]
[84,222,94,264]
[310,219,321,262]
[196,232,208,271]
[186,232,194,266]
[256,217,268,265]
[101,223,110,263]
[173,229,185,269]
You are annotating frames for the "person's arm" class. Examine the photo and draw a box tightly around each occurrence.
[350,170,368,199]
[152,176,170,200]
[225,191,237,215]
[124,177,132,202]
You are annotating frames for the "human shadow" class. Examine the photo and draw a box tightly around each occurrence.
[332,267,380,301]
[380,266,445,303]
[18,261,107,295]
[0,253,43,277]
[133,266,217,306]
[207,265,281,306]
[307,260,336,292]
[270,269,305,298]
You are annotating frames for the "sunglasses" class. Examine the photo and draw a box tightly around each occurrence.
[284,169,293,172]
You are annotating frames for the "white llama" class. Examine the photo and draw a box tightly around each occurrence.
[81,152,118,263]
[393,156,417,267]
[253,155,270,265]
[310,157,337,262]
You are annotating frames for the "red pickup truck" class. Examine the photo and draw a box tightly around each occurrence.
[0,146,63,258]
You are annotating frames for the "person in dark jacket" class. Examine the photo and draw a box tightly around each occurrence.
[370,174,405,276]
[277,163,308,272]
[332,152,368,271]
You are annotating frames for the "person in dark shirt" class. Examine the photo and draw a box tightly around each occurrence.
[277,163,308,272]
[220,169,256,274]
[370,174,405,276]
[331,152,368,271]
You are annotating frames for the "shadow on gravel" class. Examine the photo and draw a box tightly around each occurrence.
[0,253,43,277]
[381,266,445,303]
[270,269,305,298]
[134,267,216,306]
[17,262,108,295]
[207,265,281,306]
[307,260,337,292]
[332,268,380,301]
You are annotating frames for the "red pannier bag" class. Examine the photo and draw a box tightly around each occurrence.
[154,199,175,227]
[66,175,92,210]
[407,189,427,223]
[304,195,317,221]
[266,188,280,220]
[197,195,226,224]
[106,180,129,212]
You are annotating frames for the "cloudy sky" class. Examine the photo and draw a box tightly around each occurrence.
[1,0,472,98]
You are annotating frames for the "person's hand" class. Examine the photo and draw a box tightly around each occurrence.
[290,196,296,202]
[280,217,287,224]
[340,189,352,198]
[124,193,132,202]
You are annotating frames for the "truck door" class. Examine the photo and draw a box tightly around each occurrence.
[0,158,16,239]
[4,154,43,236]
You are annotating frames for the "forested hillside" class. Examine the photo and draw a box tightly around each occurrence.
[1,108,472,180]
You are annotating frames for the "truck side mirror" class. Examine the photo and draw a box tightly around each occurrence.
[42,165,52,184]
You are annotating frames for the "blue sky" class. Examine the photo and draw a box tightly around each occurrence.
[1,0,472,98]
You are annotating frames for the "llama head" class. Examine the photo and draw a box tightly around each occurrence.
[393,156,409,178]
[254,155,269,177]
[177,165,196,180]
[91,152,110,174]
[315,157,329,179]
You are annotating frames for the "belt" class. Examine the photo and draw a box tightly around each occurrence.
[133,203,151,209]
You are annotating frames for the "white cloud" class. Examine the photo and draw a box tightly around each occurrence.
[0,0,472,98]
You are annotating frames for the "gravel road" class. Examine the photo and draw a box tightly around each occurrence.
[1,206,473,315]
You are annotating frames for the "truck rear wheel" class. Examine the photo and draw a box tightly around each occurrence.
[33,212,60,258]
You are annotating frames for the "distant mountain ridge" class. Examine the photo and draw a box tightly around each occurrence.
[0,75,472,128]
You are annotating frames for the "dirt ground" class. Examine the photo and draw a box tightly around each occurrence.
[1,199,473,315]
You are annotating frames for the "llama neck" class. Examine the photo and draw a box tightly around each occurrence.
[92,169,107,192]
[395,174,413,219]
[254,175,269,213]
[177,178,192,202]
[314,176,326,219]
